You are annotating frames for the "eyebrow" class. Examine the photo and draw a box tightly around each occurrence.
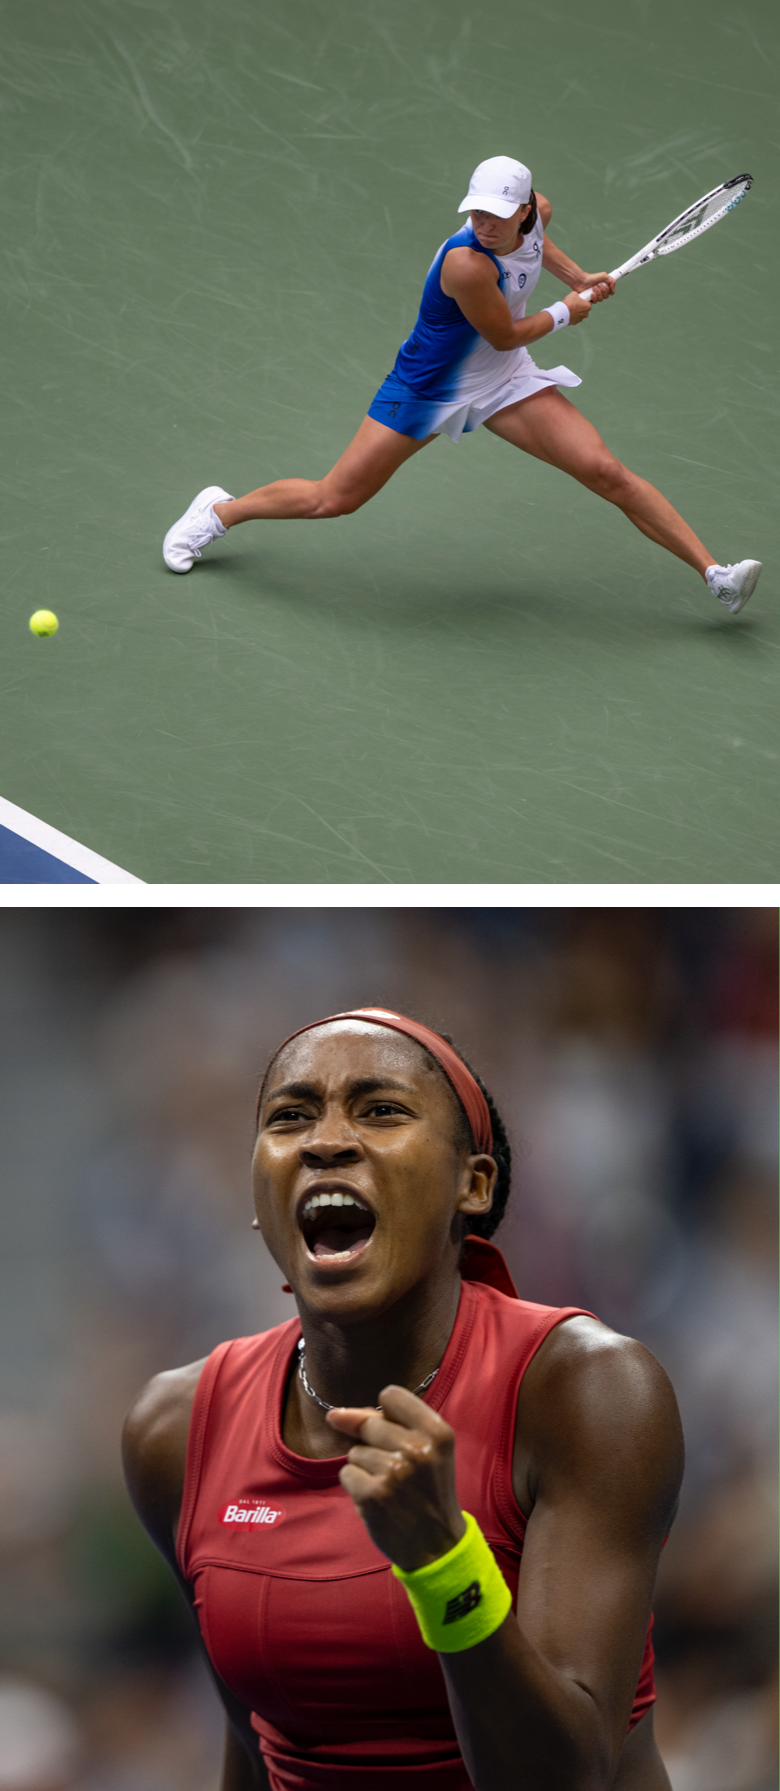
[263,1076,416,1105]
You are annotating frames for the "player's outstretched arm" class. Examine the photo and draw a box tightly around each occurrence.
[542,232,615,299]
[122,1366,271,1791]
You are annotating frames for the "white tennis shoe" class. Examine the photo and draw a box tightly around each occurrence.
[705,559,762,615]
[163,486,235,572]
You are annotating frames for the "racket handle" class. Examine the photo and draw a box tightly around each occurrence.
[578,269,622,303]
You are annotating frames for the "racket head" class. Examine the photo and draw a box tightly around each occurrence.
[655,173,752,256]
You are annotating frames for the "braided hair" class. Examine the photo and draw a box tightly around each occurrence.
[396,1022,513,1241]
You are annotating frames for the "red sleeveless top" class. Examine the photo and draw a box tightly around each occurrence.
[177,1246,656,1789]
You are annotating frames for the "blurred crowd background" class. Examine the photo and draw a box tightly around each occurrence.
[0,906,776,1791]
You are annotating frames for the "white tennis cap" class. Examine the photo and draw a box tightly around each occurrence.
[458,156,532,218]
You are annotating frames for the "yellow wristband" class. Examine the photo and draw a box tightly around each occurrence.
[391,1511,512,1652]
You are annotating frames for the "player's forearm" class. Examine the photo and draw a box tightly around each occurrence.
[498,309,558,350]
[541,235,586,288]
[440,1612,612,1791]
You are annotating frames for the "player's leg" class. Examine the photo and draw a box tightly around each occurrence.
[215,418,434,526]
[484,390,714,578]
[163,418,436,571]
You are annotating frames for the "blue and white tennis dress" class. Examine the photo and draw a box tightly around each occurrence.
[368,214,580,443]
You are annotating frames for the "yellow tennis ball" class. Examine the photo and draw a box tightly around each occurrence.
[29,610,59,637]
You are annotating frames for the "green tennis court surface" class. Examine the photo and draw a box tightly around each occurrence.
[1,0,778,883]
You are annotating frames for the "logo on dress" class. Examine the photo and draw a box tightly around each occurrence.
[218,1497,285,1528]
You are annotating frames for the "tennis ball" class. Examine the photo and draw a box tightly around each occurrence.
[29,610,59,637]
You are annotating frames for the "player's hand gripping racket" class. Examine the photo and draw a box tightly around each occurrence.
[579,173,752,301]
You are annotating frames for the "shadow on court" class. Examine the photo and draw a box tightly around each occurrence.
[195,542,767,644]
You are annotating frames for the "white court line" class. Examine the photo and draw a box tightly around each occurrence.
[0,795,144,885]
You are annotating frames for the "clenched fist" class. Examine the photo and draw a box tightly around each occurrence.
[328,1386,466,1573]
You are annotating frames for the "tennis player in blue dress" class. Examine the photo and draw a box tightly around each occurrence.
[163,157,761,615]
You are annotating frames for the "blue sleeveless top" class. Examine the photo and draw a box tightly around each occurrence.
[393,223,506,401]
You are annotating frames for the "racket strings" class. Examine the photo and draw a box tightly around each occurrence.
[656,177,751,255]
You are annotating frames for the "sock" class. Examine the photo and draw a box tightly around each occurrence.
[210,506,226,537]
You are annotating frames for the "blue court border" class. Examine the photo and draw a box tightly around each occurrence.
[0,797,143,885]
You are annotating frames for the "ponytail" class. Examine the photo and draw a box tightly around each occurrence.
[519,189,538,236]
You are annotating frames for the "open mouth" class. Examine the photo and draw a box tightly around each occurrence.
[299,1192,376,1262]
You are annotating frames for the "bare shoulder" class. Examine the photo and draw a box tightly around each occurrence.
[122,1357,208,1561]
[535,190,552,228]
[515,1317,684,1524]
[440,244,499,298]
[524,1314,683,1450]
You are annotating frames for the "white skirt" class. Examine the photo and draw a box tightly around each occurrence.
[433,357,581,444]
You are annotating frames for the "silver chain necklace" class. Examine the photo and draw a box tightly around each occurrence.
[297,1337,438,1414]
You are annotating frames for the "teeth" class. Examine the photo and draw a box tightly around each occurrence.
[301,1191,368,1220]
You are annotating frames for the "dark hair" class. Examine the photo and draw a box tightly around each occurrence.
[518,189,537,236]
[257,1019,513,1242]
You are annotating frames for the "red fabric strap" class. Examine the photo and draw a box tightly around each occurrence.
[461,1235,518,1298]
[258,1006,493,1154]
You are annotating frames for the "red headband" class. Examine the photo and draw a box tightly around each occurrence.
[257,1006,493,1154]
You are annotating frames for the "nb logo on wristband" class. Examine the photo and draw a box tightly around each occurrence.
[442,1580,482,1624]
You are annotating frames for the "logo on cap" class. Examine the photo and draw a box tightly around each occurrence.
[503,186,510,195]
[219,1497,285,1528]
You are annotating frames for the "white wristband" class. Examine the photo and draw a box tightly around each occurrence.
[542,301,570,330]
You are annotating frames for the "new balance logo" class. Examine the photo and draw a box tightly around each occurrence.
[218,1498,285,1527]
[442,1580,482,1624]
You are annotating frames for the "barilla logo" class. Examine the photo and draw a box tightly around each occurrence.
[218,1497,285,1528]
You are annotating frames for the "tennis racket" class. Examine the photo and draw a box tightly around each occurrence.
[579,173,752,301]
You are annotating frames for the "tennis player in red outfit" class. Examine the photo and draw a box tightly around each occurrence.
[123,1009,683,1791]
